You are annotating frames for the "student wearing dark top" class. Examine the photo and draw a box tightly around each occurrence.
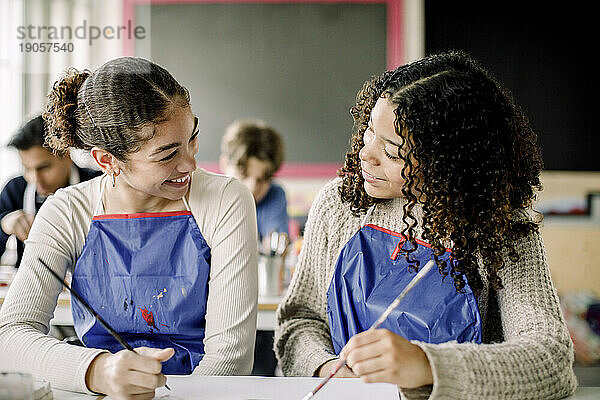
[0,115,101,267]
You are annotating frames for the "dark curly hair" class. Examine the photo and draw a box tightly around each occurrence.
[339,51,543,294]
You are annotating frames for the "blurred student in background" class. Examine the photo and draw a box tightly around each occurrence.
[0,115,101,267]
[220,119,289,377]
[220,119,289,240]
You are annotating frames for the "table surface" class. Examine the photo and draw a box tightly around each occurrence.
[48,376,600,400]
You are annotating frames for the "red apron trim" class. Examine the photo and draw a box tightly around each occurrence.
[390,238,406,260]
[365,224,453,254]
[93,211,192,220]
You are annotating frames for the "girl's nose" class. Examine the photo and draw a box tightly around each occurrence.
[359,138,380,166]
[179,151,197,173]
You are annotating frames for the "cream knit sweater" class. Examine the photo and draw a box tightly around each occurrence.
[0,169,258,393]
[275,178,578,399]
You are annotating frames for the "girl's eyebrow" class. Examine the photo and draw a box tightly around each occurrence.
[150,142,179,157]
[150,116,199,156]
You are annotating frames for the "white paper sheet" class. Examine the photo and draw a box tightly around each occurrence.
[153,376,400,400]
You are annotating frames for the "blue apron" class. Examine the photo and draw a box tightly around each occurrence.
[71,181,210,374]
[327,206,481,354]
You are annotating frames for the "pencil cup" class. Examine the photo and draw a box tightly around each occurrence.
[258,254,283,297]
[0,372,34,400]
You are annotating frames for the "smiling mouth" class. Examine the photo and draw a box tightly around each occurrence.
[164,175,190,184]
[362,170,383,182]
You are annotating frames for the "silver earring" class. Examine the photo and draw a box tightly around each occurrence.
[112,173,116,188]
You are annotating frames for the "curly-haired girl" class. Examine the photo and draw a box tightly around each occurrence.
[275,51,577,399]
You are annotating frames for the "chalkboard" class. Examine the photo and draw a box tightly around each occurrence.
[425,1,598,171]
[134,3,387,164]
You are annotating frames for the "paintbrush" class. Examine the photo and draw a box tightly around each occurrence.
[38,258,171,391]
[300,259,436,400]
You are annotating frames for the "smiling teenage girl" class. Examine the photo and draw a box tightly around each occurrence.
[275,51,577,399]
[0,57,258,400]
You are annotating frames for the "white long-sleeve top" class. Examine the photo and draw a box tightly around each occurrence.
[0,169,258,393]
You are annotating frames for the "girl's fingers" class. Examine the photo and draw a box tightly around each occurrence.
[125,370,167,390]
[134,347,175,361]
[345,340,388,367]
[345,330,401,366]
[349,354,387,377]
[114,349,163,375]
[337,365,358,378]
[152,347,175,362]
[342,329,394,354]
[341,330,383,358]
[358,369,395,384]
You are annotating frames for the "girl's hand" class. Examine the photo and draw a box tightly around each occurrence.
[86,347,174,400]
[316,358,357,378]
[340,329,433,388]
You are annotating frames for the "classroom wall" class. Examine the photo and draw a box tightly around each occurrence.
[425,1,597,171]
[537,171,600,297]
[133,2,387,165]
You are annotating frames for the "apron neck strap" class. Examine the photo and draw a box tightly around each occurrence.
[361,205,376,227]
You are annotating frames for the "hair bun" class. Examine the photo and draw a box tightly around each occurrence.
[43,67,91,156]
